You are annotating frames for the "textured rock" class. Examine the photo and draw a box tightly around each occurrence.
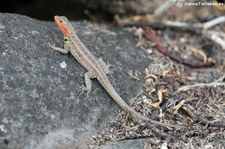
[0,13,150,149]
[79,0,155,15]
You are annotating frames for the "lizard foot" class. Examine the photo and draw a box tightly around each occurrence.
[98,58,114,74]
[106,63,114,74]
[46,43,56,49]
[78,85,90,98]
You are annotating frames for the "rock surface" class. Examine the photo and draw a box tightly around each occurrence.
[0,13,150,149]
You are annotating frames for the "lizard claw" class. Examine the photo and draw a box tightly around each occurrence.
[79,85,87,92]
[46,43,56,50]
[46,43,53,47]
[106,63,114,74]
[78,85,90,98]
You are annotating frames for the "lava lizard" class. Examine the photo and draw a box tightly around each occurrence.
[49,16,183,128]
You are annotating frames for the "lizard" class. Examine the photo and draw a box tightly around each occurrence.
[49,15,184,128]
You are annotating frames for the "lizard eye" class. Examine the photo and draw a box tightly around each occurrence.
[60,20,62,23]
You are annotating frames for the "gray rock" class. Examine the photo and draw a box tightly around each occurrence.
[79,0,154,15]
[0,13,150,149]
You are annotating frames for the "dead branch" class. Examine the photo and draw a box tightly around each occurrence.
[176,82,225,92]
[144,27,215,68]
[119,16,225,50]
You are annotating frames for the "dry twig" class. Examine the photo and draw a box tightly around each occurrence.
[176,82,225,92]
[144,27,215,68]
[119,16,225,50]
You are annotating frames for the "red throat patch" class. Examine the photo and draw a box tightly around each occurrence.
[54,16,69,38]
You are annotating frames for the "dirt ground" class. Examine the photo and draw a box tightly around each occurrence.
[92,1,225,148]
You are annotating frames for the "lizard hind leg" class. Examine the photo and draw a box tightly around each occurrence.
[98,58,113,74]
[78,71,96,98]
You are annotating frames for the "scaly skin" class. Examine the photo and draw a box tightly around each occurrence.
[51,15,183,128]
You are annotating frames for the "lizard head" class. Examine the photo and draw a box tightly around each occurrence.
[54,16,69,38]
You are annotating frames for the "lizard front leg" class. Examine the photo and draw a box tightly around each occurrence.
[47,40,70,54]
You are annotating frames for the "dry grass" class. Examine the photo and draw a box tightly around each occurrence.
[92,66,225,148]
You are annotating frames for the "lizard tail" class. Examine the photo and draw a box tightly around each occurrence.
[98,75,149,121]
[98,75,183,128]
